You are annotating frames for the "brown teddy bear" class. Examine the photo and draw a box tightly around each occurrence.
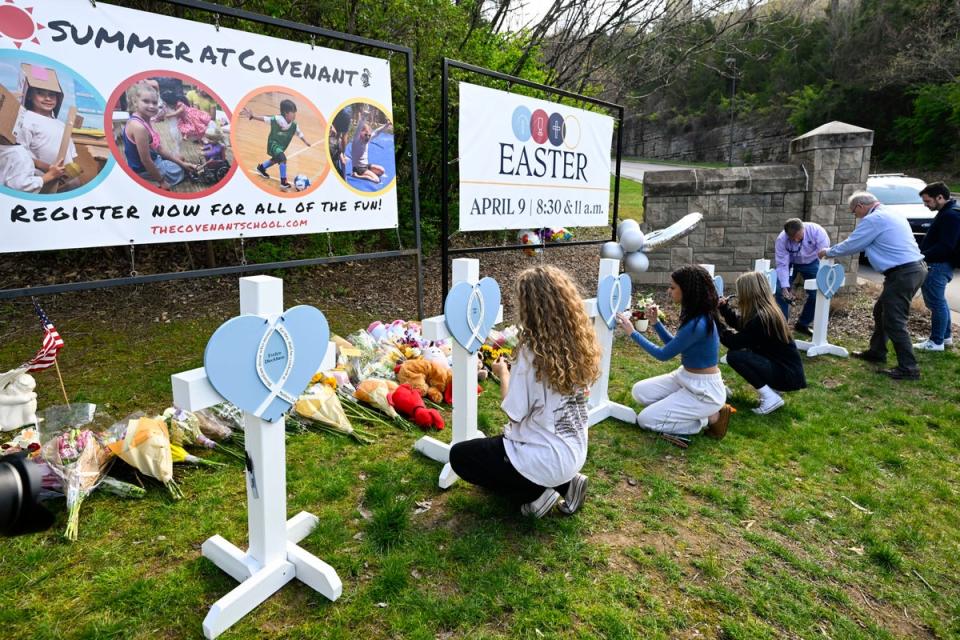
[395,358,452,404]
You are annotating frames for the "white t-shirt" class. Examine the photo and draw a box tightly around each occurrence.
[502,346,589,488]
[0,144,42,192]
[20,110,76,166]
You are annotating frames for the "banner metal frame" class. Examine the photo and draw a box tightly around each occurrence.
[0,0,425,319]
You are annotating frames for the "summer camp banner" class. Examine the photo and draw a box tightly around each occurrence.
[457,82,613,232]
[0,0,398,254]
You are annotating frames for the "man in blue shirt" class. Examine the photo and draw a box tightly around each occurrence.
[819,191,926,380]
[774,218,831,335]
[915,182,960,352]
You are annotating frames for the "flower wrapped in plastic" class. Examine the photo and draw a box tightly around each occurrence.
[354,378,400,419]
[294,384,375,444]
[105,417,182,499]
[163,407,243,462]
[40,427,111,540]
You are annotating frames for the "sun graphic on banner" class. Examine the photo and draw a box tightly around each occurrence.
[0,1,43,49]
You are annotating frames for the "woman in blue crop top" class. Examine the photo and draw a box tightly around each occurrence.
[616,265,734,441]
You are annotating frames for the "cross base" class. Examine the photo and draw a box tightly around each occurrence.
[587,401,636,427]
[795,340,849,358]
[414,432,485,489]
[201,511,342,639]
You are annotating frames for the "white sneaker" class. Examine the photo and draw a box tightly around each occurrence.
[557,474,588,515]
[520,489,561,518]
[943,338,954,347]
[752,394,784,415]
[913,339,945,352]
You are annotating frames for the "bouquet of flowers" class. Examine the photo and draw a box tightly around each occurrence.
[163,407,243,462]
[41,427,111,540]
[630,295,666,331]
[105,417,182,500]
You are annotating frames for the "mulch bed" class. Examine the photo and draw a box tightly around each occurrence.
[0,245,948,347]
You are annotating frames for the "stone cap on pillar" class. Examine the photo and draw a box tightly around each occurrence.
[790,121,874,154]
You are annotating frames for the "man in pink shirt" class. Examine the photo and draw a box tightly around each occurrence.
[774,218,831,335]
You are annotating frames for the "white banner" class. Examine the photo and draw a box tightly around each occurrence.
[458,82,613,232]
[0,0,399,254]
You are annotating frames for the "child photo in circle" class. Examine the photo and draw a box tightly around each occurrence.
[329,101,395,194]
[233,88,327,196]
[108,73,234,196]
[0,52,111,196]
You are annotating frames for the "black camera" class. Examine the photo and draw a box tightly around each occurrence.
[0,453,54,537]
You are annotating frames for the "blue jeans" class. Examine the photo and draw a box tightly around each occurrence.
[776,260,819,327]
[137,158,185,187]
[921,262,954,344]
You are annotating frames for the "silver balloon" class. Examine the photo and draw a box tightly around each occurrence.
[624,251,650,274]
[619,228,645,253]
[600,241,624,260]
[616,218,640,240]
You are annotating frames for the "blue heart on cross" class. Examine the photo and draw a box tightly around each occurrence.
[597,273,631,329]
[203,306,330,422]
[816,264,845,299]
[444,277,501,354]
[765,269,778,294]
[713,275,724,298]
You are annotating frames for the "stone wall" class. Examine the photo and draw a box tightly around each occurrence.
[636,122,874,286]
[622,114,793,165]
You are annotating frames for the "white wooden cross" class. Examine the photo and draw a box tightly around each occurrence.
[413,259,502,489]
[794,259,848,358]
[171,276,341,640]
[584,258,638,426]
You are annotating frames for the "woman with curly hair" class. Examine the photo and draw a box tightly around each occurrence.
[718,271,806,414]
[615,265,733,443]
[449,265,601,518]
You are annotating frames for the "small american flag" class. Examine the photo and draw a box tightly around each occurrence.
[24,301,64,372]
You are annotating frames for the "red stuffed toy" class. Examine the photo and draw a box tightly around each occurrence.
[388,383,444,431]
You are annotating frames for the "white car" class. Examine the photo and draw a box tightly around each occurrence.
[866,174,935,244]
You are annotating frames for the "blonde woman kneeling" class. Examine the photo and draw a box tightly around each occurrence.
[718,272,806,414]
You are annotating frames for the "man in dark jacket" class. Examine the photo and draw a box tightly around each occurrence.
[915,182,960,351]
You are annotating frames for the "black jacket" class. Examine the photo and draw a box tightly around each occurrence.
[919,199,960,267]
[718,304,807,390]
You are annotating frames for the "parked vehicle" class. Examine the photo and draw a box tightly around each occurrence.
[866,174,934,244]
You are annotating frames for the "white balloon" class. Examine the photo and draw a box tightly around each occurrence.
[619,228,645,253]
[624,251,650,274]
[616,218,640,240]
[600,241,624,260]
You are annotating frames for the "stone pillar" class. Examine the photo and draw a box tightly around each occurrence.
[789,121,874,276]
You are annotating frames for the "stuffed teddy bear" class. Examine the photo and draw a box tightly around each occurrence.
[388,383,444,431]
[395,358,452,404]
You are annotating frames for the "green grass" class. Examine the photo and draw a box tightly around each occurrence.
[612,174,643,222]
[1,294,959,639]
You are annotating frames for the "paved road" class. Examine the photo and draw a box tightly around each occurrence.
[613,160,695,182]
[857,263,960,326]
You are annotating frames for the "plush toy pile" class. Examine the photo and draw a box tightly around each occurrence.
[0,317,522,540]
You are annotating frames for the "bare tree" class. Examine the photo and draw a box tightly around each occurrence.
[477,0,772,99]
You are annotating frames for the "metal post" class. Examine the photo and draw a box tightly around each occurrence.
[440,58,451,307]
[612,105,624,242]
[406,49,425,320]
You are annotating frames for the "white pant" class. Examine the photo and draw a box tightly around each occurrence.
[632,367,726,435]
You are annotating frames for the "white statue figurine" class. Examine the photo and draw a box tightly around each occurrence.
[0,373,38,432]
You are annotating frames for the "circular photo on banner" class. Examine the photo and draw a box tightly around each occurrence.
[106,71,235,199]
[233,87,328,198]
[0,50,113,200]
[327,100,395,196]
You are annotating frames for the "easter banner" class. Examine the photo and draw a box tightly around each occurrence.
[457,82,613,232]
[0,0,398,254]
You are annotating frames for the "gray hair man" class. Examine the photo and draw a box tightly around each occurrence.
[818,191,926,380]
